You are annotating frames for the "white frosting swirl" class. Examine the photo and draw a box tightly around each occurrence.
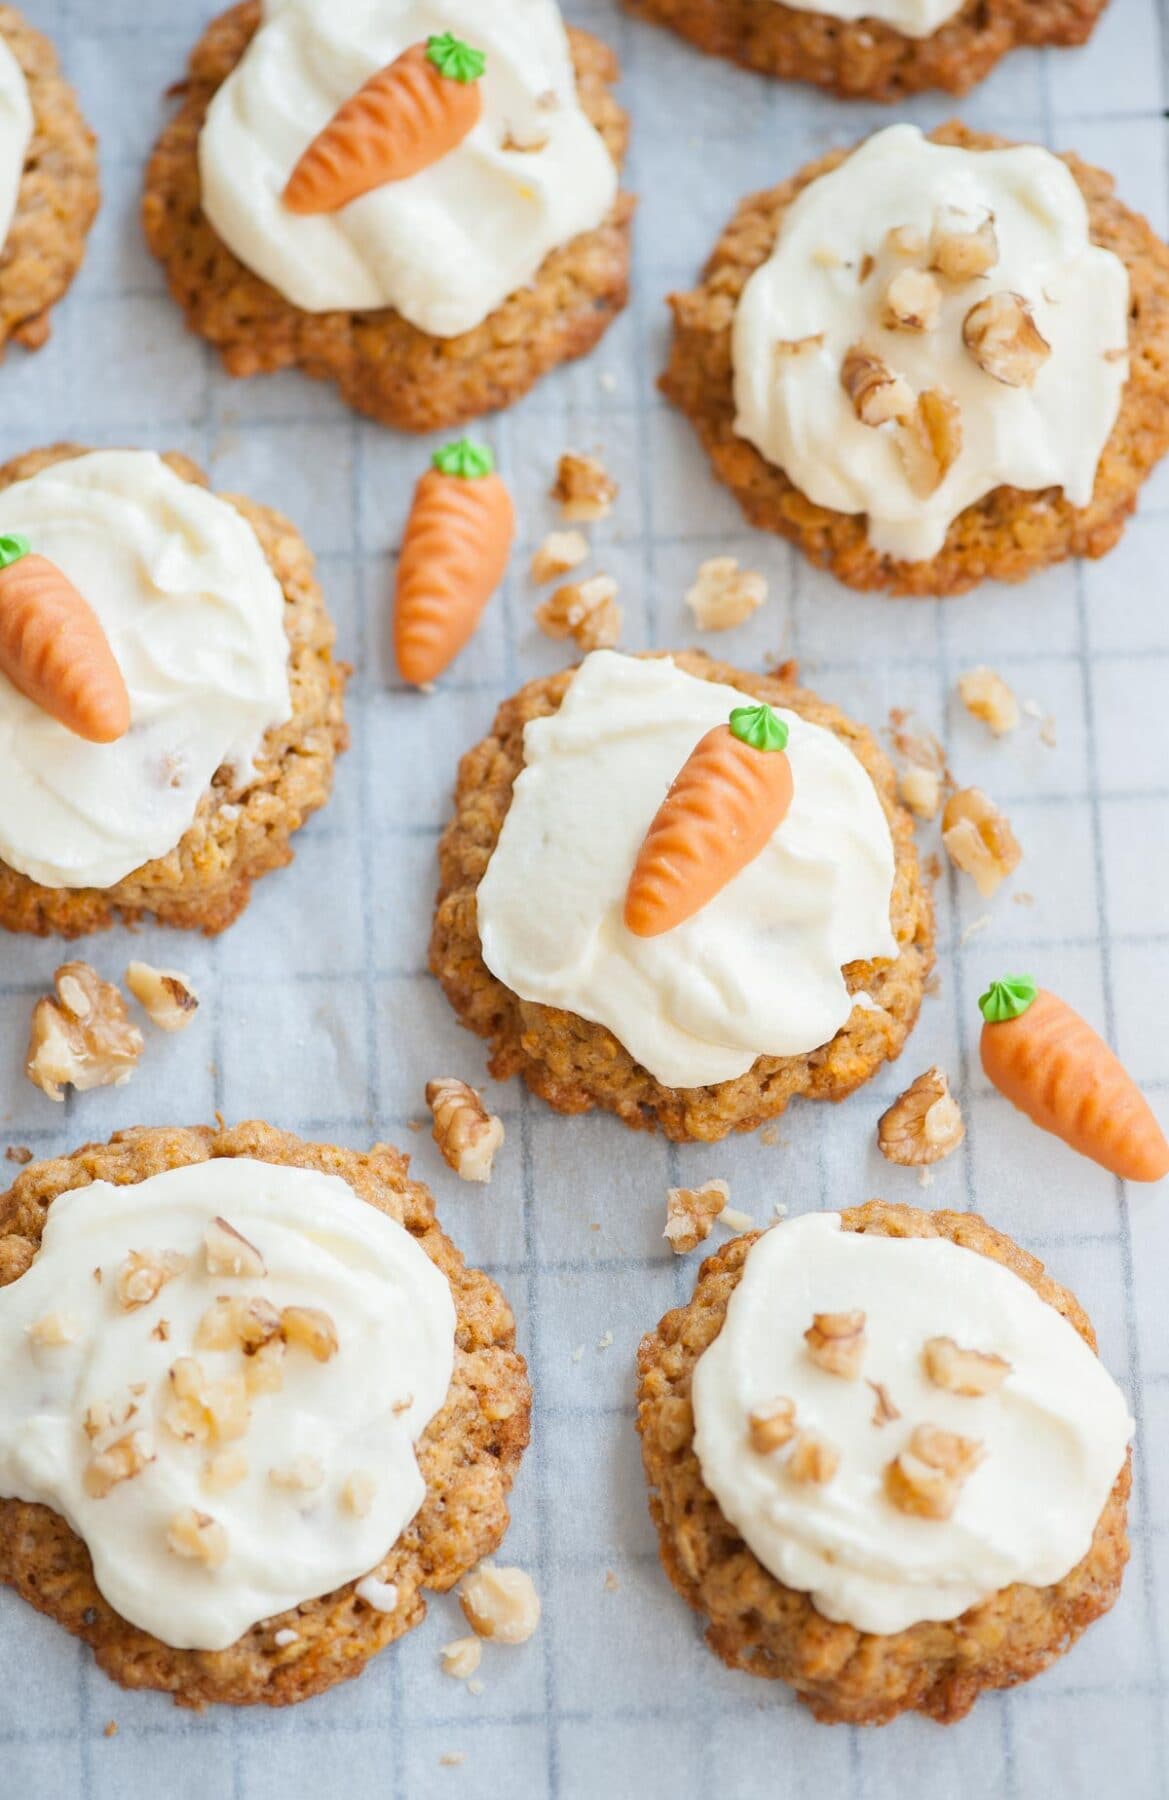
[733,125,1129,562]
[198,0,619,337]
[476,652,897,1090]
[762,0,963,36]
[692,1212,1133,1636]
[0,450,292,891]
[0,37,31,250]
[0,1159,456,1651]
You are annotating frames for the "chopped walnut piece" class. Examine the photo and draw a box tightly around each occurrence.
[442,1636,483,1680]
[426,1078,505,1183]
[535,574,622,652]
[788,1430,840,1485]
[841,345,914,427]
[243,1337,285,1398]
[963,292,1051,388]
[923,1335,1011,1397]
[886,1424,985,1520]
[166,1507,228,1569]
[958,666,1020,737]
[529,529,588,585]
[929,207,999,283]
[551,452,617,523]
[196,1295,282,1355]
[774,332,824,362]
[26,963,144,1102]
[115,1248,188,1312]
[84,1397,137,1445]
[663,1179,729,1255]
[341,1471,376,1518]
[942,787,1022,897]
[163,1357,249,1446]
[897,388,962,498]
[684,557,767,631]
[501,122,549,154]
[83,1429,156,1499]
[281,1305,339,1363]
[124,962,200,1032]
[868,1380,901,1427]
[461,1563,541,1645]
[6,1145,33,1164]
[747,1397,797,1454]
[878,1068,965,1166]
[269,1454,325,1494]
[885,223,926,259]
[900,764,942,821]
[804,1310,867,1379]
[882,267,942,333]
[27,1311,80,1347]
[204,1215,266,1279]
[203,1448,248,1494]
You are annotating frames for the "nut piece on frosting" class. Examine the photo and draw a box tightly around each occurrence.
[878,1068,965,1166]
[963,292,1051,388]
[83,1429,156,1499]
[841,345,914,427]
[204,1215,266,1279]
[426,1077,505,1183]
[958,666,1020,738]
[664,1178,730,1255]
[684,557,767,631]
[882,268,942,334]
[115,1247,189,1312]
[923,1335,1011,1397]
[897,388,963,498]
[26,963,144,1102]
[460,1563,541,1645]
[535,574,622,652]
[929,207,999,284]
[787,1430,840,1485]
[942,787,1022,897]
[886,1423,985,1521]
[281,1304,339,1363]
[166,1507,229,1569]
[804,1310,867,1379]
[550,452,618,523]
[124,961,200,1032]
[748,1396,798,1454]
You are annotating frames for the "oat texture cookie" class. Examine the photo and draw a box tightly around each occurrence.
[0,1121,531,1709]
[637,1201,1133,1724]
[622,0,1108,101]
[0,443,347,938]
[0,7,98,354]
[143,1,633,431]
[430,650,934,1143]
[664,122,1169,597]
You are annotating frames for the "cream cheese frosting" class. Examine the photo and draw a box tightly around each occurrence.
[198,0,619,337]
[476,652,897,1090]
[764,0,963,34]
[0,1159,456,1651]
[0,37,31,252]
[733,124,1130,562]
[692,1212,1133,1636]
[0,450,292,891]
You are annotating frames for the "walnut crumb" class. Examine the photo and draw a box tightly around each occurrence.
[804,1310,867,1379]
[103,1722,118,1739]
[501,122,549,154]
[841,344,914,427]
[529,529,588,584]
[341,1470,377,1518]
[281,1305,339,1363]
[166,1507,228,1568]
[197,1295,281,1355]
[963,292,1050,387]
[116,1248,188,1312]
[124,962,199,1032]
[897,388,962,498]
[83,1430,156,1499]
[535,573,621,651]
[162,1356,250,1447]
[603,1570,620,1593]
[774,332,824,361]
[886,1424,985,1520]
[460,1563,541,1645]
[426,1077,505,1182]
[942,787,1022,897]
[882,267,941,333]
[900,764,942,820]
[204,1215,266,1279]
[684,557,767,631]
[27,1311,80,1347]
[26,963,144,1102]
[958,666,1020,737]
[885,223,926,259]
[551,452,617,522]
[923,1335,1011,1396]
[440,1754,467,1770]
[663,1179,729,1255]
[868,1380,901,1427]
[787,1430,839,1485]
[5,1145,32,1164]
[878,1067,965,1166]
[720,1207,754,1232]
[929,207,999,283]
[202,1448,248,1494]
[747,1396,797,1454]
[441,1636,482,1680]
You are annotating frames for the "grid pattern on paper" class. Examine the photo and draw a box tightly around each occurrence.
[0,0,1167,1795]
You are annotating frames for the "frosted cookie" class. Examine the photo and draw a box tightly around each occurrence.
[0,7,98,352]
[0,1121,530,1708]
[143,1,632,431]
[663,123,1169,598]
[622,0,1108,100]
[430,650,933,1142]
[637,1202,1133,1724]
[0,444,347,938]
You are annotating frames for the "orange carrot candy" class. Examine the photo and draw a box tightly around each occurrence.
[283,32,487,215]
[624,701,795,938]
[0,533,129,744]
[979,975,1169,1183]
[394,437,516,686]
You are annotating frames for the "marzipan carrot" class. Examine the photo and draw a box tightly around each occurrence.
[0,534,129,743]
[979,975,1169,1183]
[284,33,486,214]
[624,701,794,938]
[394,438,515,686]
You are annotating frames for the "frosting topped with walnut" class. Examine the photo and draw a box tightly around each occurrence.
[691,1212,1132,1634]
[0,1160,455,1650]
[732,125,1129,562]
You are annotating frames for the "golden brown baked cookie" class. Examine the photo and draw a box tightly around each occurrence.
[663,123,1169,598]
[142,1,634,432]
[0,7,98,353]
[0,442,348,939]
[622,0,1107,101]
[0,1120,531,1709]
[429,652,934,1143]
[636,1200,1131,1725]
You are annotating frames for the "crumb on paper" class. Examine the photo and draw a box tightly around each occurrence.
[26,963,144,1102]
[5,1145,32,1164]
[466,1678,485,1697]
[684,557,767,631]
[103,1722,118,1740]
[530,529,589,585]
[760,1126,780,1147]
[598,370,618,394]
[957,667,1020,737]
[570,1345,584,1363]
[1013,891,1035,907]
[663,1178,729,1255]
[900,763,942,821]
[942,788,1022,898]
[960,914,991,946]
[603,1570,620,1593]
[1039,714,1057,749]
[721,1207,754,1233]
[439,1752,467,1769]
[919,1167,934,1188]
[535,574,621,652]
[460,1563,541,1645]
[772,1202,788,1220]
[426,1078,504,1183]
[596,1330,613,1351]
[551,451,617,523]
[441,1636,482,1681]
